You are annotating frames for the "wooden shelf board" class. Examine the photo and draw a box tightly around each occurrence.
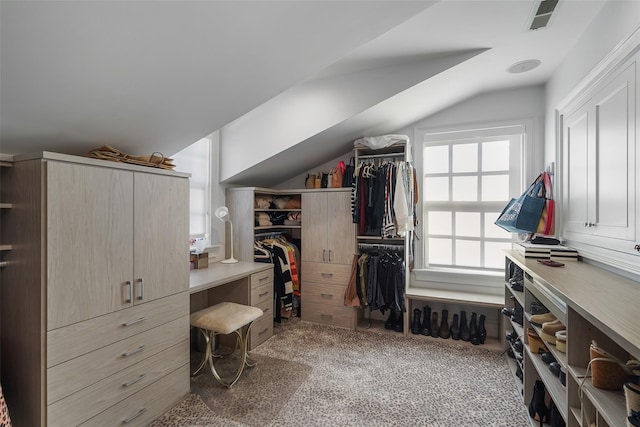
[406,287,504,308]
[254,225,301,230]
[0,203,13,209]
[506,283,525,307]
[0,244,12,251]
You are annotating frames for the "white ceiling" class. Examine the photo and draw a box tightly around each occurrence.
[0,1,606,183]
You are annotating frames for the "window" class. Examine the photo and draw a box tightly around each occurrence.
[172,136,212,240]
[422,125,524,272]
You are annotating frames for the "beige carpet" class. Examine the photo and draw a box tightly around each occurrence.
[151,318,530,427]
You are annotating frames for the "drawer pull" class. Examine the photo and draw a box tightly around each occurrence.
[122,373,146,388]
[263,308,271,314]
[320,313,333,319]
[321,272,333,277]
[328,249,332,262]
[258,275,270,282]
[122,317,146,327]
[122,408,147,424]
[122,345,145,357]
[320,293,334,298]
[258,291,269,297]
[258,327,269,336]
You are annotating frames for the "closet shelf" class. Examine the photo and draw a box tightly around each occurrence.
[526,345,568,420]
[567,367,626,427]
[0,244,12,251]
[528,324,567,367]
[254,225,301,230]
[0,203,12,209]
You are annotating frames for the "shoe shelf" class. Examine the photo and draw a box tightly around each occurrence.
[506,356,524,394]
[528,323,568,369]
[525,345,568,421]
[566,365,626,427]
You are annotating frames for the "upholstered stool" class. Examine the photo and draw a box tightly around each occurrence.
[190,302,263,388]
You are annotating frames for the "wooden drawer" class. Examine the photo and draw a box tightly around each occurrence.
[302,262,351,286]
[249,313,273,349]
[78,363,189,427]
[251,282,272,307]
[303,282,346,307]
[253,293,273,319]
[47,340,188,427]
[251,268,274,289]
[47,315,188,404]
[48,292,188,367]
[302,301,354,329]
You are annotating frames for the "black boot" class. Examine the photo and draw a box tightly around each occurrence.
[478,314,487,344]
[430,312,439,338]
[528,380,549,427]
[384,310,396,330]
[450,313,460,340]
[411,308,422,335]
[470,312,479,345]
[393,310,403,332]
[420,305,431,336]
[549,399,565,427]
[460,311,470,341]
[439,309,450,339]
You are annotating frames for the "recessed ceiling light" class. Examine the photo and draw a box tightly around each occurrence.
[507,59,541,74]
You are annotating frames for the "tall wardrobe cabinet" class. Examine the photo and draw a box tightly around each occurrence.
[1,152,191,426]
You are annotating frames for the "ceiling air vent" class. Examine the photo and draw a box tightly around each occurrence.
[529,0,559,30]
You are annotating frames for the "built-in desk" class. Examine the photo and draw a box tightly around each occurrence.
[189,261,275,350]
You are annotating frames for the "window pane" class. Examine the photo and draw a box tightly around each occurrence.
[452,176,477,201]
[484,212,512,238]
[428,211,452,235]
[429,238,452,265]
[452,143,477,173]
[485,241,512,269]
[482,140,510,171]
[481,175,509,201]
[424,177,449,201]
[424,145,449,173]
[455,212,480,237]
[456,240,481,267]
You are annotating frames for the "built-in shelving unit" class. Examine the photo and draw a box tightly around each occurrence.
[504,250,639,427]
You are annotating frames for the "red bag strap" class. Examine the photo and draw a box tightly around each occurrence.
[542,172,553,200]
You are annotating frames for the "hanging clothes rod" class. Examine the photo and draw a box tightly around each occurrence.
[358,242,403,251]
[357,152,404,160]
[254,231,285,240]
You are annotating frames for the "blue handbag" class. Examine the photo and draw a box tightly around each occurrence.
[495,174,546,233]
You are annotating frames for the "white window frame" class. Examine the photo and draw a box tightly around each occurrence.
[413,119,536,291]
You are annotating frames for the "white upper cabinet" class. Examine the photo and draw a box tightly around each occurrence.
[562,53,639,262]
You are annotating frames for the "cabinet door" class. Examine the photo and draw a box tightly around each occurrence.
[47,162,134,330]
[326,191,355,264]
[591,62,636,241]
[563,102,591,235]
[301,193,328,263]
[133,173,189,303]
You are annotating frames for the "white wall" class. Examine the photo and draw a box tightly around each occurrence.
[544,1,640,166]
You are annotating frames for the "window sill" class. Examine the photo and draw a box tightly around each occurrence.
[412,268,503,295]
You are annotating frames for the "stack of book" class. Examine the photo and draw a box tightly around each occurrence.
[515,242,579,260]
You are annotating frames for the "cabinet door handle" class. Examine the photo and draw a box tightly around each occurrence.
[122,408,147,424]
[321,272,333,277]
[122,373,146,388]
[122,345,145,357]
[320,293,333,298]
[328,249,332,262]
[258,291,269,297]
[634,244,640,252]
[258,275,270,282]
[323,249,326,262]
[122,317,146,327]
[320,313,333,319]
[137,278,144,301]
[258,328,269,336]
[124,281,133,303]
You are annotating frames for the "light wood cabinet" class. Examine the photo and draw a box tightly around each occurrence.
[504,250,640,427]
[0,152,190,426]
[562,50,640,267]
[301,190,355,328]
[301,190,354,265]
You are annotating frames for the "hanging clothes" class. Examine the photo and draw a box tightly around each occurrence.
[350,247,405,314]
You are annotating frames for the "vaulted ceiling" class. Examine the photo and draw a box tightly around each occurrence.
[0,1,606,185]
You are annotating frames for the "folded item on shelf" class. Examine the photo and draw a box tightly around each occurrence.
[87,145,176,170]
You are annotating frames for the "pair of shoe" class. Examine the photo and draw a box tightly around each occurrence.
[540,319,566,345]
[530,311,556,327]
[626,383,640,427]
[527,328,548,354]
[555,330,567,352]
[384,310,403,332]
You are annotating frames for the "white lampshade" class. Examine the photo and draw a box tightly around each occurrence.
[214,206,238,263]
